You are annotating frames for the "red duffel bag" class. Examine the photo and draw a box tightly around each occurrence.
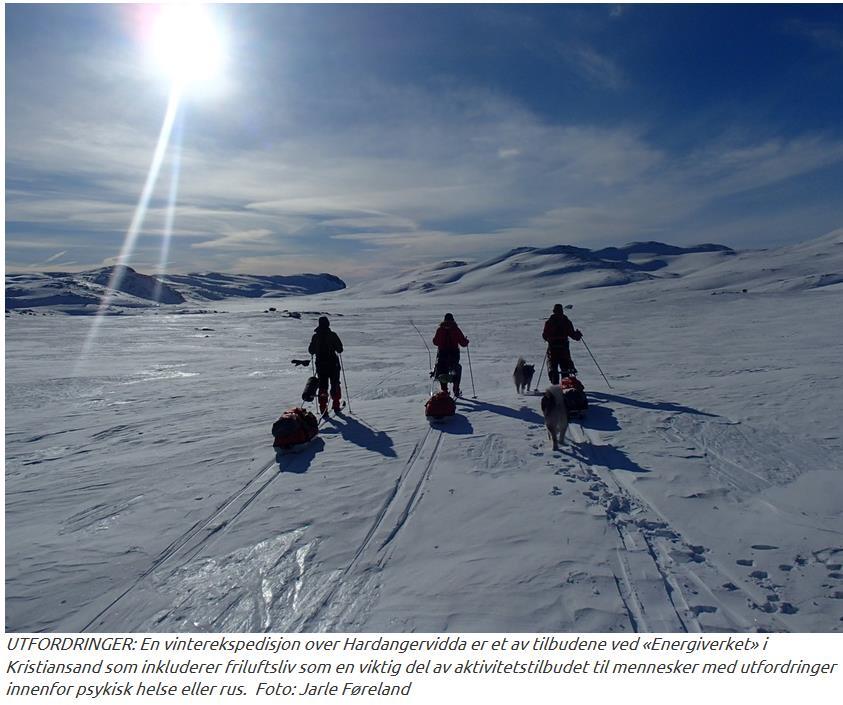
[272,407,319,448]
[425,391,456,419]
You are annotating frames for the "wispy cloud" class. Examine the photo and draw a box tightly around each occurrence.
[785,19,843,56]
[9,81,843,276]
[497,148,521,159]
[191,228,276,250]
[559,43,626,90]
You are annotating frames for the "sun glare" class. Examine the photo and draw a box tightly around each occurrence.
[79,4,228,368]
[150,4,225,86]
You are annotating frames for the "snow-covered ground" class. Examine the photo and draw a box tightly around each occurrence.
[5,233,843,633]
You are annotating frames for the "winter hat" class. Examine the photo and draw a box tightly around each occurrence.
[317,316,330,329]
[553,304,564,314]
[444,312,455,322]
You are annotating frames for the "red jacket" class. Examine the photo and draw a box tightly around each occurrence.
[433,321,469,351]
[542,313,581,348]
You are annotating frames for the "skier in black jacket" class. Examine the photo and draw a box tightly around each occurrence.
[542,303,582,384]
[308,316,344,414]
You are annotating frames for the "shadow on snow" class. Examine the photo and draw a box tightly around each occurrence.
[566,439,650,474]
[274,437,325,472]
[576,403,620,431]
[430,413,474,435]
[588,391,718,418]
[320,414,397,458]
[457,398,544,425]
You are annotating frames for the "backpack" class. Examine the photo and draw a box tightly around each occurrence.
[301,376,319,402]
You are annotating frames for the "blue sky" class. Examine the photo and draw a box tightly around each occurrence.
[5,3,843,280]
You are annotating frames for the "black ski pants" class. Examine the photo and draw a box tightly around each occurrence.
[547,345,575,385]
[434,349,462,392]
[316,362,341,403]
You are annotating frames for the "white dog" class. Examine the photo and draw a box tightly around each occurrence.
[513,357,535,394]
[540,385,569,450]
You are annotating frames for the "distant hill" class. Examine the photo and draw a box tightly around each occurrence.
[668,229,843,293]
[363,231,843,297]
[5,265,346,314]
[370,241,737,295]
[159,271,346,301]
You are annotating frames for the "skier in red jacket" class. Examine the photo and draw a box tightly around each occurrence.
[542,304,582,384]
[432,313,469,397]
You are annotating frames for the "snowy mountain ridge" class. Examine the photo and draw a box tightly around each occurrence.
[5,265,347,314]
[369,232,843,297]
[373,240,737,295]
[8,232,842,314]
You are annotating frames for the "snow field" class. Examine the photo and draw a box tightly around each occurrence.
[5,262,843,633]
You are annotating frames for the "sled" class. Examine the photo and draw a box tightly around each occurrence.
[272,407,319,450]
[425,391,456,422]
[559,375,588,417]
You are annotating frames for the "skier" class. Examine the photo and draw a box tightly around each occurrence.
[542,303,582,385]
[432,313,469,397]
[308,316,344,414]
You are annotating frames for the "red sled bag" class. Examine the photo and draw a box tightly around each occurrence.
[425,391,456,419]
[272,407,319,448]
[559,376,588,415]
[559,376,584,392]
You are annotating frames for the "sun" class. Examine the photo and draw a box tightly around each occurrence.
[150,3,226,87]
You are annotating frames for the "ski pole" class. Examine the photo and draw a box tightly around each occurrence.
[580,337,612,389]
[537,348,547,384]
[410,319,434,394]
[410,319,432,372]
[339,353,352,412]
[311,355,318,413]
[466,345,477,399]
[310,353,319,416]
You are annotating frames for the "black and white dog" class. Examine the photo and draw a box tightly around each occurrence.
[513,357,535,394]
[540,386,569,451]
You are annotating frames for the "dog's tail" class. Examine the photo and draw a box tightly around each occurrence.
[540,390,555,415]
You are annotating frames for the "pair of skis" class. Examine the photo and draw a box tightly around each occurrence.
[319,401,346,420]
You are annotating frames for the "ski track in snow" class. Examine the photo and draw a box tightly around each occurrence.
[561,415,839,632]
[77,411,341,632]
[566,422,743,632]
[79,457,280,631]
[297,426,446,631]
